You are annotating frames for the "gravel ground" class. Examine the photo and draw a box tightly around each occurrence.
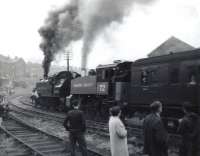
[9,112,178,156]
[0,132,28,156]
[6,86,178,156]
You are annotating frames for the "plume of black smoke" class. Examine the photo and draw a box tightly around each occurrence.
[39,0,155,75]
[39,0,83,78]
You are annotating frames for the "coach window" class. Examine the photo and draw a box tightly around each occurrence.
[187,66,197,85]
[189,75,196,85]
[170,68,179,84]
[141,70,148,85]
[198,66,200,82]
[149,69,158,84]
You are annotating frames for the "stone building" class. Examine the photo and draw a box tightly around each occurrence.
[0,55,26,80]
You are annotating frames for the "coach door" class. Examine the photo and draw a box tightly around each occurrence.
[181,63,199,113]
[167,62,182,105]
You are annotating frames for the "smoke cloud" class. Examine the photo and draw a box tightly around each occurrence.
[39,0,83,77]
[80,0,137,70]
[39,0,154,76]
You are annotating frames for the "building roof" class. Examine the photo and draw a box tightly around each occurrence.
[148,36,195,57]
[0,54,25,64]
[0,55,11,63]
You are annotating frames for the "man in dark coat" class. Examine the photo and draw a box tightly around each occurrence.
[143,101,169,156]
[63,102,87,156]
[178,101,200,156]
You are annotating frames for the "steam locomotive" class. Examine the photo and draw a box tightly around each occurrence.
[35,71,80,111]
[35,49,200,131]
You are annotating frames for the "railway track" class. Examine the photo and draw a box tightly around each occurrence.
[0,126,41,156]
[1,115,104,156]
[10,98,143,138]
[10,100,64,123]
[9,96,181,147]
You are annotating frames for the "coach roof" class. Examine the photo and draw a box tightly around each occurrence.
[133,49,200,66]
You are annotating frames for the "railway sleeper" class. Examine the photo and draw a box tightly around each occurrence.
[39,147,67,154]
[29,141,59,147]
[17,136,47,142]
[3,150,30,156]
[13,133,41,138]
[34,144,64,150]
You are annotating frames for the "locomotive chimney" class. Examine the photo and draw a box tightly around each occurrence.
[81,68,87,76]
[43,74,48,80]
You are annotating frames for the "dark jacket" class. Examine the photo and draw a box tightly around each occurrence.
[0,105,4,117]
[143,113,168,156]
[178,112,200,156]
[63,109,86,133]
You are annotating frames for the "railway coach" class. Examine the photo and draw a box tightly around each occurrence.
[71,49,200,132]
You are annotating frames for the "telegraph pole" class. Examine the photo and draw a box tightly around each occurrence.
[67,53,70,72]
[65,44,72,72]
[65,9,74,72]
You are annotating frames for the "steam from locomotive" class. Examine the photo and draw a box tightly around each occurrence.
[39,0,82,78]
[39,0,155,77]
[80,0,136,71]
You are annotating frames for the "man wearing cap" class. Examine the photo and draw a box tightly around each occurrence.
[63,102,87,156]
[178,101,200,156]
[143,101,169,156]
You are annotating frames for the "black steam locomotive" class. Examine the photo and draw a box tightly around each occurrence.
[35,71,80,111]
[36,49,200,131]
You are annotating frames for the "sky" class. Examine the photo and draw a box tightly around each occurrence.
[0,0,200,70]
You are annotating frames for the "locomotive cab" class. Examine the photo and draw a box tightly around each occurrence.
[96,61,132,118]
[96,63,116,96]
[96,61,132,100]
[70,61,132,120]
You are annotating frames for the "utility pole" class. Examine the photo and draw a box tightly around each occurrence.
[64,44,72,72]
[65,9,75,72]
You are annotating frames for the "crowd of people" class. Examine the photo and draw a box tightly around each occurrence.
[63,100,200,156]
